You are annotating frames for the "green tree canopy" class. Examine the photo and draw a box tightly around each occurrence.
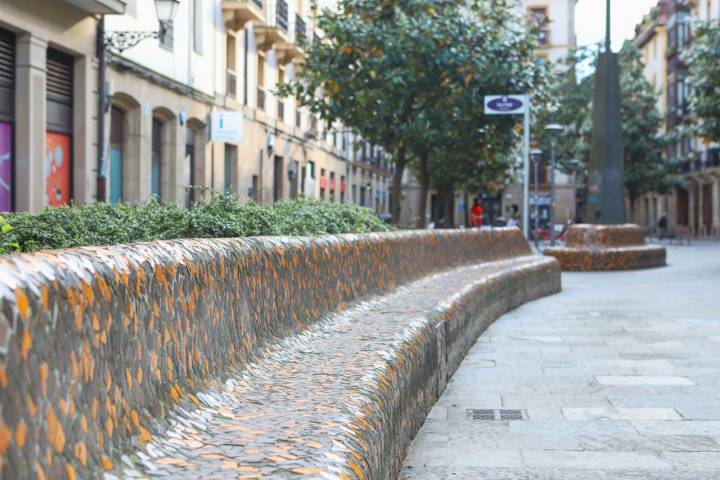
[687,20,720,143]
[282,0,544,225]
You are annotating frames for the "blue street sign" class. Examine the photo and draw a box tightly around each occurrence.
[484,95,528,115]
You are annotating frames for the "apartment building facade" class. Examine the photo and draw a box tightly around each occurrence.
[633,0,720,237]
[0,0,391,215]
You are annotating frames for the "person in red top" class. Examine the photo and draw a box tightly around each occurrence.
[470,199,484,227]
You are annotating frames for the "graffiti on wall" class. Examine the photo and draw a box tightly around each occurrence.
[45,132,71,207]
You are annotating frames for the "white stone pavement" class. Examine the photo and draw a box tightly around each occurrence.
[400,242,720,480]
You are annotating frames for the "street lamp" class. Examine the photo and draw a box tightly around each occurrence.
[106,0,181,53]
[530,148,542,248]
[545,123,564,246]
[96,0,181,202]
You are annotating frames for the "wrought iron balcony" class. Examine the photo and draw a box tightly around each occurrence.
[257,87,266,111]
[276,0,289,32]
[255,0,291,50]
[295,15,307,44]
[222,0,265,31]
[277,100,285,122]
[226,70,237,98]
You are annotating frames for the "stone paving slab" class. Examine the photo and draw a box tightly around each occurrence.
[119,255,557,479]
[401,243,720,480]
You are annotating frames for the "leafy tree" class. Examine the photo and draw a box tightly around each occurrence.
[412,0,544,227]
[534,47,595,175]
[619,44,675,215]
[280,0,449,223]
[686,20,720,143]
[282,0,543,226]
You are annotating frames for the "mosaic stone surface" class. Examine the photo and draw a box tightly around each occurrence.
[545,224,666,271]
[562,224,646,248]
[0,229,557,478]
[122,256,559,480]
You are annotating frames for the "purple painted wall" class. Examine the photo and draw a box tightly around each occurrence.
[0,122,11,211]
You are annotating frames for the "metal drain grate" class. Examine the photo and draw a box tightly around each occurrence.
[466,409,527,421]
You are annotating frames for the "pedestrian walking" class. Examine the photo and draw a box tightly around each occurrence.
[469,199,484,228]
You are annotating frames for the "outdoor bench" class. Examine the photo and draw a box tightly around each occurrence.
[0,229,560,479]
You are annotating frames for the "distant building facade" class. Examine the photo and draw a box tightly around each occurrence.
[0,0,392,215]
[633,0,720,237]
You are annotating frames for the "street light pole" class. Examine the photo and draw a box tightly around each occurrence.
[549,137,557,246]
[605,0,612,53]
[544,123,564,247]
[531,148,542,249]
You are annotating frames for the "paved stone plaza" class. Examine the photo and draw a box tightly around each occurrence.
[401,243,720,479]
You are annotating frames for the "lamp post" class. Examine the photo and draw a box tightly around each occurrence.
[530,148,542,248]
[569,159,581,223]
[545,123,564,246]
[96,0,181,202]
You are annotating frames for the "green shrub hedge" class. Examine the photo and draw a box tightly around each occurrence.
[0,196,393,254]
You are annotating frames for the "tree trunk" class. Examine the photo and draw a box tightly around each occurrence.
[390,145,406,225]
[444,190,455,228]
[463,192,470,228]
[416,150,430,229]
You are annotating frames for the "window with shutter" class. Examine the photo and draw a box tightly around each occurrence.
[46,49,74,134]
[0,28,14,122]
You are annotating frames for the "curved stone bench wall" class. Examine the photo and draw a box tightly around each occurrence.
[0,229,536,478]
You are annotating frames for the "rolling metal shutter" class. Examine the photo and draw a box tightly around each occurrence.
[46,48,73,133]
[0,29,14,122]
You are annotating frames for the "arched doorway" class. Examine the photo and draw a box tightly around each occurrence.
[109,93,141,203]
[151,108,176,202]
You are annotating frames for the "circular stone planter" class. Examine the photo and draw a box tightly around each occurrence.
[544,224,666,271]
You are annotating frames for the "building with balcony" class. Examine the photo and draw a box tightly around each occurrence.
[0,0,391,217]
[633,0,720,238]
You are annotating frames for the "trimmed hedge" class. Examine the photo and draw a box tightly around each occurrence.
[0,195,393,254]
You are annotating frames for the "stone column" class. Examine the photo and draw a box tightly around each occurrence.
[14,33,47,213]
[160,118,179,205]
[128,106,153,202]
[72,54,97,204]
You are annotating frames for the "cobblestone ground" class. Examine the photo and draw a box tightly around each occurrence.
[401,243,720,480]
